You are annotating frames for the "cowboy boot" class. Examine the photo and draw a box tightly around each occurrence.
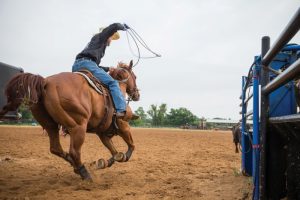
[116,106,140,121]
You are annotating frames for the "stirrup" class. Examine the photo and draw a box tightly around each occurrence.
[115,112,126,119]
[113,115,119,130]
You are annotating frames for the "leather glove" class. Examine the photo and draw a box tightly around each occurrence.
[117,23,126,31]
[123,23,130,29]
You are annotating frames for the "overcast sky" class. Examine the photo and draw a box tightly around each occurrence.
[0,0,299,119]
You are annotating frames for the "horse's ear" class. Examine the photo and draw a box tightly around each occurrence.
[129,60,133,69]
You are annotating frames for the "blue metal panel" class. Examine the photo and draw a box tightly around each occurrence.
[242,132,253,176]
[269,52,297,117]
[269,83,296,117]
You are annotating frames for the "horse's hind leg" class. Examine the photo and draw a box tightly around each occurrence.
[69,125,92,181]
[33,104,91,181]
[31,104,76,166]
[47,128,76,166]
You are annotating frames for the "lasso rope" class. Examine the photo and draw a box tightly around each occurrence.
[125,26,161,67]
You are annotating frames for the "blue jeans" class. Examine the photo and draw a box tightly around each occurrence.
[72,59,126,113]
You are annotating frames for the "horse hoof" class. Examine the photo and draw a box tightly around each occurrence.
[75,165,93,181]
[84,176,93,182]
[114,152,127,162]
[96,159,108,169]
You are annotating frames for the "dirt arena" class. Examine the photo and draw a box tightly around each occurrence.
[0,126,252,200]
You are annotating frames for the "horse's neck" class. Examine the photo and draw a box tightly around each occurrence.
[118,83,127,98]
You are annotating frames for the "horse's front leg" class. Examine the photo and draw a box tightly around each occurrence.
[94,133,118,169]
[115,119,135,162]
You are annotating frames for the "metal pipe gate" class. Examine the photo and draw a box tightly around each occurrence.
[240,7,300,200]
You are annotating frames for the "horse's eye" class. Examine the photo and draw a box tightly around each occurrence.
[117,74,122,79]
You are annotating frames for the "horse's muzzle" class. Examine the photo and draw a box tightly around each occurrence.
[131,91,140,101]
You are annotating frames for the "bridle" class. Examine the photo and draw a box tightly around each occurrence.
[115,66,139,101]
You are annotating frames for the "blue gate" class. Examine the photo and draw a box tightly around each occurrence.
[240,7,300,200]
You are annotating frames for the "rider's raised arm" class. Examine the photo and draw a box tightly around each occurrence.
[99,23,125,42]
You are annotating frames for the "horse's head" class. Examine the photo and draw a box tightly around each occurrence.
[110,60,140,101]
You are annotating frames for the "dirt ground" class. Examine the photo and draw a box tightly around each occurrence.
[0,126,252,200]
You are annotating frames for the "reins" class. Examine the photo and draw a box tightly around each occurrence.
[114,66,139,103]
[116,67,130,83]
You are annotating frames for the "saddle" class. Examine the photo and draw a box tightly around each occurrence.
[74,70,107,96]
[74,69,118,135]
[74,69,140,125]
[74,69,139,120]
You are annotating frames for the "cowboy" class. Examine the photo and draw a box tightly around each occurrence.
[72,23,129,118]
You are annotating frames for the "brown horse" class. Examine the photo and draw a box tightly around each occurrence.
[0,60,140,181]
[232,123,241,153]
[232,123,251,153]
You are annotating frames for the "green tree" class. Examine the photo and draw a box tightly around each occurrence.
[147,103,167,126]
[147,104,158,126]
[130,107,148,127]
[166,107,199,127]
[157,103,167,125]
[135,107,147,120]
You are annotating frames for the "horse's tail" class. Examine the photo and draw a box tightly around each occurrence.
[0,73,45,117]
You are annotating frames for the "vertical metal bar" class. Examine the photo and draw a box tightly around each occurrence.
[241,76,247,173]
[252,63,260,200]
[260,36,270,200]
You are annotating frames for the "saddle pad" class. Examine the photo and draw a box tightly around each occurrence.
[74,71,103,95]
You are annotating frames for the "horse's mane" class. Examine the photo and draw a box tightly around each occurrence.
[5,73,45,104]
[117,62,129,68]
[109,62,130,80]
